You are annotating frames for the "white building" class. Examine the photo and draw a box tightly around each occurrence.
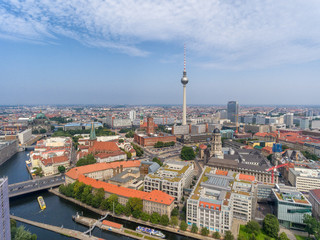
[129,110,136,121]
[18,128,32,145]
[144,160,194,203]
[0,177,11,240]
[284,113,294,128]
[300,118,309,130]
[288,167,320,193]
[187,168,255,234]
[311,120,320,129]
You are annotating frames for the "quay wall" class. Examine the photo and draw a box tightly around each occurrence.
[0,140,18,166]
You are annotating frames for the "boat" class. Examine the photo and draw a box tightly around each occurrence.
[37,196,46,210]
[136,226,165,238]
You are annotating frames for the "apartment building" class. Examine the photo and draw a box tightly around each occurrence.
[0,177,11,240]
[187,167,255,234]
[144,161,194,203]
[288,167,320,193]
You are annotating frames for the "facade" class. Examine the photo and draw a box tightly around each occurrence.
[134,133,176,147]
[187,167,255,233]
[300,118,309,130]
[288,167,320,193]
[272,184,312,229]
[0,177,11,240]
[17,128,32,144]
[172,125,189,135]
[0,140,18,166]
[311,120,320,129]
[103,116,132,128]
[227,101,239,123]
[129,110,136,121]
[308,189,320,220]
[244,124,273,134]
[144,161,194,203]
[284,113,294,128]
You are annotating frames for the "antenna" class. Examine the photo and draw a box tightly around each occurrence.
[184,44,186,72]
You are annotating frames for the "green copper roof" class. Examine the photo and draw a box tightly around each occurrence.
[36,112,46,119]
[89,122,96,140]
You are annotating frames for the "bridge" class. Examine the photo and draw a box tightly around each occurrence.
[8,174,65,198]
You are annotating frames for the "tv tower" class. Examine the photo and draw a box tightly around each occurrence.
[181,45,189,125]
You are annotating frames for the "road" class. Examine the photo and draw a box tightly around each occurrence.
[8,174,65,197]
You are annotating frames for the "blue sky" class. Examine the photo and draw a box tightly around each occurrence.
[1,0,320,105]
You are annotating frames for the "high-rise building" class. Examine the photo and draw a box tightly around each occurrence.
[227,101,239,123]
[0,177,11,240]
[300,118,309,130]
[181,46,189,126]
[129,110,136,121]
[306,109,313,118]
[284,113,294,128]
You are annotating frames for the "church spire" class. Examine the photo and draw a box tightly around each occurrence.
[89,122,96,140]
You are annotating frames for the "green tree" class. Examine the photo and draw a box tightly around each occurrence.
[14,225,32,240]
[86,193,94,205]
[170,216,179,227]
[278,232,289,240]
[140,212,150,221]
[58,165,66,173]
[171,208,179,217]
[150,212,161,224]
[152,157,163,166]
[39,128,47,134]
[224,231,234,240]
[201,227,209,236]
[81,185,92,203]
[160,215,169,226]
[115,204,125,215]
[118,139,124,143]
[191,224,198,233]
[125,131,135,138]
[212,231,221,239]
[263,214,279,239]
[126,151,132,159]
[246,220,260,236]
[126,197,143,217]
[181,146,195,160]
[100,198,109,210]
[73,181,86,200]
[76,154,96,167]
[180,220,188,231]
[303,214,317,238]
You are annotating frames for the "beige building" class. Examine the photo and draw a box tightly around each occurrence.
[288,167,320,193]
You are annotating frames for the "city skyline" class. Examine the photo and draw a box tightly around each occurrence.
[1,1,320,105]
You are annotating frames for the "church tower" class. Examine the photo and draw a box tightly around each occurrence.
[211,128,224,159]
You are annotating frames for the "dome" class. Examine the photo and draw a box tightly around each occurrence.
[213,128,220,134]
[36,112,46,119]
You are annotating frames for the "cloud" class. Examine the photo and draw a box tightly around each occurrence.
[1,0,320,67]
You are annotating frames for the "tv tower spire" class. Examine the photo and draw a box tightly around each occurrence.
[181,44,189,125]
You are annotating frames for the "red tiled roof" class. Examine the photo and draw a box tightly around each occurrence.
[199,144,207,150]
[199,201,221,211]
[238,174,255,182]
[41,156,69,166]
[96,151,125,159]
[66,160,141,180]
[143,190,175,205]
[215,170,228,176]
[89,141,120,152]
[102,220,122,229]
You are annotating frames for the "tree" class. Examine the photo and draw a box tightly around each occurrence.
[224,231,234,240]
[118,139,124,143]
[85,193,94,205]
[246,220,260,236]
[126,151,132,159]
[140,212,150,221]
[303,214,317,238]
[152,157,163,166]
[191,224,198,233]
[81,185,92,203]
[126,197,143,216]
[58,165,66,173]
[160,215,169,226]
[201,227,209,236]
[39,128,47,134]
[100,199,109,210]
[14,225,32,240]
[125,131,135,138]
[115,204,125,215]
[278,232,289,240]
[263,214,279,239]
[212,231,221,239]
[150,212,161,224]
[180,220,188,231]
[171,208,179,217]
[181,146,195,160]
[76,154,96,167]
[170,216,179,227]
[108,194,119,211]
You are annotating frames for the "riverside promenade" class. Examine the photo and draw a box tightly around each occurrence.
[10,215,100,240]
[49,188,212,240]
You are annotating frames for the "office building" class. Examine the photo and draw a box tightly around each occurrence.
[272,184,311,229]
[0,177,11,240]
[300,118,309,130]
[308,189,320,220]
[129,110,136,121]
[284,113,294,128]
[288,167,320,193]
[227,101,239,123]
[17,128,32,145]
[187,167,255,233]
[311,120,320,129]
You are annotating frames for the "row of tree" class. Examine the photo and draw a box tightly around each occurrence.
[11,219,37,240]
[76,154,96,167]
[180,146,195,160]
[131,143,144,157]
[154,141,175,148]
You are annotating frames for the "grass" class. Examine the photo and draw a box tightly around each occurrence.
[295,235,308,240]
[144,236,159,240]
[238,225,275,240]
[124,229,143,238]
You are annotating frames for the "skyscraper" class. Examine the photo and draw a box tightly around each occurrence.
[129,110,136,121]
[0,177,11,240]
[181,46,188,126]
[227,101,239,123]
[284,113,294,128]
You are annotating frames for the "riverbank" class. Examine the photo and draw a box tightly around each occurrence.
[49,188,211,240]
[10,215,99,240]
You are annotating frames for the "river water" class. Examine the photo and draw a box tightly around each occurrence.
[0,151,192,240]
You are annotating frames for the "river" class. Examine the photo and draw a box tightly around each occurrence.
[0,151,192,240]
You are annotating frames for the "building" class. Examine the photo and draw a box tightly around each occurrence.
[144,160,194,203]
[29,137,73,176]
[284,113,294,128]
[311,120,320,129]
[0,177,11,240]
[272,184,311,229]
[288,167,320,193]
[308,189,320,220]
[0,140,18,166]
[227,101,239,123]
[244,124,273,134]
[300,118,309,130]
[103,116,132,129]
[210,128,224,159]
[187,167,255,234]
[129,110,136,121]
[65,160,175,216]
[181,47,189,126]
[220,129,234,139]
[17,128,32,145]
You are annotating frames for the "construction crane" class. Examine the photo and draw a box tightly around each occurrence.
[266,162,294,183]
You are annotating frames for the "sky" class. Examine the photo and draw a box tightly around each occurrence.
[1,0,320,106]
